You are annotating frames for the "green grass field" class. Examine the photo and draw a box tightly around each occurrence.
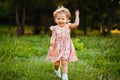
[0,26,120,80]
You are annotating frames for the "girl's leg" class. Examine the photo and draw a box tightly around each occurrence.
[54,60,61,78]
[61,59,68,80]
[54,60,60,70]
[61,59,68,74]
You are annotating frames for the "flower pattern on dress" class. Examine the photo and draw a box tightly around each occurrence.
[46,24,77,62]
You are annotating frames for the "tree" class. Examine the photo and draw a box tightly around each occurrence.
[14,0,26,36]
[98,0,119,36]
[0,0,119,36]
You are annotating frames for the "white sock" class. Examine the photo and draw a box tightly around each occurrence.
[55,68,61,78]
[62,74,68,80]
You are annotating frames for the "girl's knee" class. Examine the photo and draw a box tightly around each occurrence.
[54,60,60,66]
[61,60,68,66]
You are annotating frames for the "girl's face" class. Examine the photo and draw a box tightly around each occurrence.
[55,13,67,27]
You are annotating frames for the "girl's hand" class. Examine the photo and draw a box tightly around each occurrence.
[75,10,80,16]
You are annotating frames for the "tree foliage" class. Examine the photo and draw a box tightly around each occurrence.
[0,0,119,36]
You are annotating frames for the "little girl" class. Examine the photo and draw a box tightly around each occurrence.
[46,6,80,80]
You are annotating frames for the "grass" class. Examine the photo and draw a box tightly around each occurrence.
[0,26,120,80]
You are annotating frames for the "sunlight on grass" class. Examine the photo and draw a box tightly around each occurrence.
[111,28,120,34]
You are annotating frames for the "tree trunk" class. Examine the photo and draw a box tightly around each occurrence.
[106,5,114,37]
[107,15,112,36]
[82,16,87,36]
[21,2,25,35]
[101,17,106,35]
[15,0,25,36]
[15,3,21,36]
[105,1,115,37]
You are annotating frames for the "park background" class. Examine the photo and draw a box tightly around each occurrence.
[0,0,120,80]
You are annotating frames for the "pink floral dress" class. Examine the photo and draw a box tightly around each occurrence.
[46,24,78,62]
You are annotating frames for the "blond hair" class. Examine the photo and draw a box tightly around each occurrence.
[53,6,71,21]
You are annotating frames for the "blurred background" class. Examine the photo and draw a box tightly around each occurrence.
[0,0,120,36]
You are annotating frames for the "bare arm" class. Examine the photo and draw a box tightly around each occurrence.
[50,26,56,47]
[69,10,80,29]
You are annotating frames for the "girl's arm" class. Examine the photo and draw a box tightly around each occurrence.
[50,26,56,47]
[69,10,80,29]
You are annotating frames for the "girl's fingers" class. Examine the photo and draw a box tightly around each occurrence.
[75,10,80,15]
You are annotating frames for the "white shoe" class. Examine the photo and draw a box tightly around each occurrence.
[55,68,61,78]
[62,74,68,80]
